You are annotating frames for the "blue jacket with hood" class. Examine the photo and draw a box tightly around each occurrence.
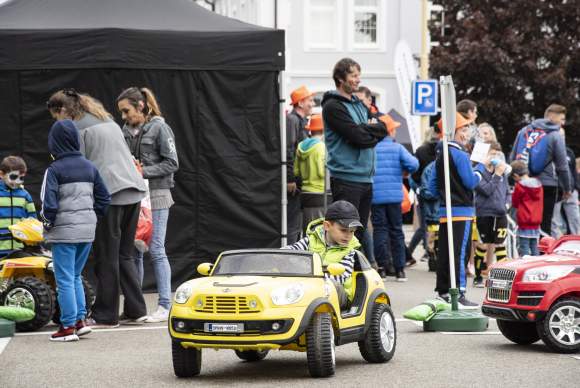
[509,118,571,190]
[41,120,111,244]
[372,137,419,204]
[321,91,387,183]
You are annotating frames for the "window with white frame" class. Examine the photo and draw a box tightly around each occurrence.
[350,0,384,50]
[305,0,341,50]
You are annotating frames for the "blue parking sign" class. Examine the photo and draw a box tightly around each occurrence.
[412,80,438,116]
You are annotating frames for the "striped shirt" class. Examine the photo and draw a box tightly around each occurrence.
[0,180,37,256]
[284,236,356,285]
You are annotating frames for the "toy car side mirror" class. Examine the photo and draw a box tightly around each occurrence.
[538,236,556,253]
[326,263,346,276]
[197,263,213,276]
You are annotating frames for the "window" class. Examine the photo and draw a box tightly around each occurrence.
[305,0,342,50]
[349,0,384,50]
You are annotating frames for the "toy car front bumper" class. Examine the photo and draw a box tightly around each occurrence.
[481,303,546,322]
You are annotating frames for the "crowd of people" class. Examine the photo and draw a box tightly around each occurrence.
[2,87,179,341]
[286,58,579,309]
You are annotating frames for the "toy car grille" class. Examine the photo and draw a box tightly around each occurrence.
[487,268,516,303]
[195,296,261,314]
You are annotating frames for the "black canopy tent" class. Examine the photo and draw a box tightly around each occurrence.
[0,0,285,288]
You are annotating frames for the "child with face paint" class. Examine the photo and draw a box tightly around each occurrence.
[0,156,37,256]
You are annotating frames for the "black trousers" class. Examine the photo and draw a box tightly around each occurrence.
[330,177,372,242]
[91,202,147,323]
[436,219,472,295]
[541,186,558,236]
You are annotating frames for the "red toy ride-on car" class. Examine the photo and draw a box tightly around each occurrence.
[482,235,580,353]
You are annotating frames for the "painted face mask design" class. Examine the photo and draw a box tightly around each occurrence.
[5,170,25,189]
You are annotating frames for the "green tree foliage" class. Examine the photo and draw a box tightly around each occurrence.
[429,1,580,152]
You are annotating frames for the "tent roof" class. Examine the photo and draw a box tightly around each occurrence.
[0,0,284,70]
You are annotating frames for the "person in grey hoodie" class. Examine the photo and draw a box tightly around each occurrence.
[47,89,149,328]
[117,87,179,323]
[510,104,571,235]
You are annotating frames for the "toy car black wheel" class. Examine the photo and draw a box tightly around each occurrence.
[359,302,396,363]
[1,277,55,332]
[496,319,540,345]
[172,340,202,377]
[537,297,580,353]
[52,277,95,325]
[306,312,335,377]
[234,349,269,362]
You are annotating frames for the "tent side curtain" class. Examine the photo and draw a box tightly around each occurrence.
[0,29,285,71]
[7,68,281,289]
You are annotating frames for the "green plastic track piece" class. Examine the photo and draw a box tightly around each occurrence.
[423,310,489,332]
[0,318,15,338]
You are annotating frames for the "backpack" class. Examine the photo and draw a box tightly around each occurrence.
[419,161,438,200]
[513,125,550,175]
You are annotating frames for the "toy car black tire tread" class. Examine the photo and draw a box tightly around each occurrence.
[496,319,540,345]
[537,297,580,354]
[306,312,335,377]
[358,303,396,363]
[2,277,55,332]
[234,349,269,362]
[172,341,202,377]
[52,277,95,325]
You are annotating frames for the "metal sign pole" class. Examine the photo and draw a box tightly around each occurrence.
[439,75,458,310]
[279,71,288,247]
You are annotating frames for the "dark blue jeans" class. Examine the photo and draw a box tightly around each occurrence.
[408,197,428,255]
[371,203,406,271]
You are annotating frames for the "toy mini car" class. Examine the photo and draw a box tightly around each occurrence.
[482,236,580,353]
[169,249,396,378]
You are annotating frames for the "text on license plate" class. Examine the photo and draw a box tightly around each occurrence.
[490,280,509,289]
[204,323,244,333]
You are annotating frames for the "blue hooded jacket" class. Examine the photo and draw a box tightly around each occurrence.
[372,137,418,204]
[41,120,111,244]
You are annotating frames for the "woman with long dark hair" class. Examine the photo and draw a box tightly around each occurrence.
[47,89,148,327]
[117,87,178,323]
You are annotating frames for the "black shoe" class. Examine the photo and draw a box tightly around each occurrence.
[473,277,484,288]
[396,270,407,282]
[437,293,451,303]
[458,295,479,309]
[406,258,417,267]
[386,264,396,276]
[378,269,387,278]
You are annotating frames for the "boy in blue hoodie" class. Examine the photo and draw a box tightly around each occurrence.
[41,119,111,342]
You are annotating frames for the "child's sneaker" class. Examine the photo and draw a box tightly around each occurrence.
[75,319,93,337]
[145,306,169,323]
[50,326,79,342]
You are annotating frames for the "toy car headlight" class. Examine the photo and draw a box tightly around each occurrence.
[271,283,304,306]
[174,283,193,304]
[522,265,575,283]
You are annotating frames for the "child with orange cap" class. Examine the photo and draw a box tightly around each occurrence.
[294,114,326,232]
[371,114,419,282]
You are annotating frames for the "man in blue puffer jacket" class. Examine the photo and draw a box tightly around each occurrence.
[371,115,418,282]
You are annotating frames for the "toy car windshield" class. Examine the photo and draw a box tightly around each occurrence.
[212,252,313,276]
[552,241,580,256]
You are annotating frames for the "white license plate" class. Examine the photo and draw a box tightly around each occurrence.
[490,280,509,289]
[204,323,244,333]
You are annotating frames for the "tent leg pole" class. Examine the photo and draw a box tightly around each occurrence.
[279,70,288,247]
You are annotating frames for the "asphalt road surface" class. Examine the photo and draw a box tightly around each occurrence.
[2,234,579,387]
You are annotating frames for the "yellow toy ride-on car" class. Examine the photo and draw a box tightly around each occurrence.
[0,218,94,331]
[169,249,396,378]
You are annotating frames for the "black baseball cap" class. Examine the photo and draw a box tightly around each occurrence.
[325,200,363,229]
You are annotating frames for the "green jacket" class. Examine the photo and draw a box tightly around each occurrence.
[306,219,360,301]
[294,138,325,193]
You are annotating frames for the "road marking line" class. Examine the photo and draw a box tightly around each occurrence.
[0,337,11,356]
[14,325,167,336]
[440,331,501,335]
[571,356,580,361]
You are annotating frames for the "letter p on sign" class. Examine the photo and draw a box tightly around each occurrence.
[412,80,438,116]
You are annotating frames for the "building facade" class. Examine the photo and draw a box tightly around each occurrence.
[197,0,423,116]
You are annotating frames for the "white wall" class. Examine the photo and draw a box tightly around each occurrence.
[198,0,423,115]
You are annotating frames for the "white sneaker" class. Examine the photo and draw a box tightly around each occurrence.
[145,306,169,323]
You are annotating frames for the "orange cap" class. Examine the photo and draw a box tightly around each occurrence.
[306,114,324,132]
[290,86,314,105]
[437,112,474,132]
[379,114,401,135]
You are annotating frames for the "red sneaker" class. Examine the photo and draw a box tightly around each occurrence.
[75,320,93,337]
[50,326,79,342]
